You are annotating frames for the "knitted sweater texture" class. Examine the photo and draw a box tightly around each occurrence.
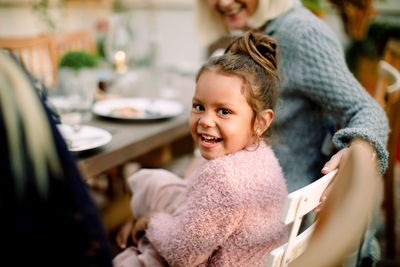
[265,6,389,191]
[147,142,288,267]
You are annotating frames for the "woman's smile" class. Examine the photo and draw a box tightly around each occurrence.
[209,0,258,30]
[217,2,244,16]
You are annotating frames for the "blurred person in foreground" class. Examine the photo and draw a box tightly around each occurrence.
[0,51,113,266]
[193,0,389,266]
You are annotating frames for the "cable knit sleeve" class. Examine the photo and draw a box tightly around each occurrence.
[146,159,244,266]
[277,11,389,173]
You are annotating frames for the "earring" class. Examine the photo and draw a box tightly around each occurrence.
[256,128,261,136]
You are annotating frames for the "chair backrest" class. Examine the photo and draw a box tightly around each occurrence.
[0,35,58,87]
[52,30,97,60]
[266,170,337,267]
[374,60,400,108]
[373,57,400,258]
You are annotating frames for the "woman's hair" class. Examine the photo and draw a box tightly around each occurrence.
[195,0,296,45]
[196,31,279,139]
[0,51,61,199]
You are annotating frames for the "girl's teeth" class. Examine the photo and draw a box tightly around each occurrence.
[225,6,242,16]
[201,135,221,143]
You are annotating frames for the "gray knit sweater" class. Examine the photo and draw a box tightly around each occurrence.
[265,6,389,192]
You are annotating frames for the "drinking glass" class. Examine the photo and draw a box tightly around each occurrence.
[48,68,97,127]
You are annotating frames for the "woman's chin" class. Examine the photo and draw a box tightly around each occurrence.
[223,13,248,30]
[225,20,247,30]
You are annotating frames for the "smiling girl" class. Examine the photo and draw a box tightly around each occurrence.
[191,68,271,160]
[114,32,288,267]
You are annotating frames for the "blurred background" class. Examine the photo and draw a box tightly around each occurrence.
[0,0,399,264]
[0,0,398,89]
[0,0,204,73]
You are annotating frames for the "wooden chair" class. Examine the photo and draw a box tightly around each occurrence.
[383,39,400,73]
[266,170,337,267]
[0,35,58,87]
[52,30,97,60]
[374,58,400,258]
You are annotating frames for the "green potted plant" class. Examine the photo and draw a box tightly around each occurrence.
[58,50,99,70]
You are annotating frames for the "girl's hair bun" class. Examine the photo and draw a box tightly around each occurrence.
[225,31,278,77]
[195,30,280,140]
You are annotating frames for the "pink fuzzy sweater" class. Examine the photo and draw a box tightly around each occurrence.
[147,141,288,266]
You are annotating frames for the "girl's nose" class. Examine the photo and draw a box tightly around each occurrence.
[199,112,216,128]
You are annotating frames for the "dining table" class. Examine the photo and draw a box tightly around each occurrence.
[76,110,191,179]
[54,66,197,232]
[72,67,197,180]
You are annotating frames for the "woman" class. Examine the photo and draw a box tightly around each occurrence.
[196,0,388,192]
[194,0,388,265]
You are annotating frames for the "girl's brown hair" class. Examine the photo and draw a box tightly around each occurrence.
[196,31,279,139]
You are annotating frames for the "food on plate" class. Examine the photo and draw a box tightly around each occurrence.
[110,107,143,117]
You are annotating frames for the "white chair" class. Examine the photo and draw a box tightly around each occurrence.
[266,170,337,267]
[267,140,381,267]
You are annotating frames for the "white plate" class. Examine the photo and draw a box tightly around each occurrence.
[57,124,112,152]
[92,98,184,120]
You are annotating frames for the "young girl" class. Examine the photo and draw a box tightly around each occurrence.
[114,31,288,267]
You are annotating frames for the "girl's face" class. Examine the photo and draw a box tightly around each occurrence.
[190,70,258,160]
[208,0,258,30]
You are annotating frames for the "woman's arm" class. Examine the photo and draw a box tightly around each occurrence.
[282,18,389,173]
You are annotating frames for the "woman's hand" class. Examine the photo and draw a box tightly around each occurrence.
[313,149,348,213]
[321,148,349,175]
[315,138,378,213]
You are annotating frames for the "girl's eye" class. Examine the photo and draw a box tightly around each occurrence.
[218,108,231,115]
[193,103,204,111]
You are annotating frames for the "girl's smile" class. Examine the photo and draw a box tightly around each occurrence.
[199,133,223,149]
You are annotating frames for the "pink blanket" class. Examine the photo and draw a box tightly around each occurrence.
[113,169,187,267]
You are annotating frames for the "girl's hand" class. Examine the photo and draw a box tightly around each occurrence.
[115,215,136,249]
[131,212,158,245]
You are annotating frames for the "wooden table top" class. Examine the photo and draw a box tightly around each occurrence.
[76,111,191,179]
[64,67,196,179]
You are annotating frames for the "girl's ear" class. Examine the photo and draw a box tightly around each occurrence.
[254,109,274,135]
